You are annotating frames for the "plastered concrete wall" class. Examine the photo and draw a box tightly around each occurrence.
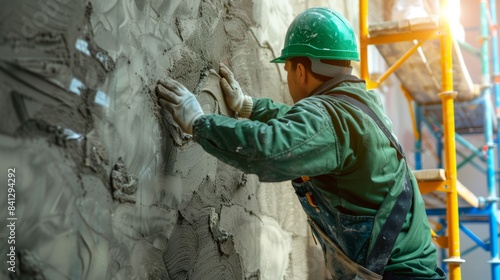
[0,0,340,279]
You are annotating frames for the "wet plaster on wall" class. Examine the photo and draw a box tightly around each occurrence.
[0,0,324,279]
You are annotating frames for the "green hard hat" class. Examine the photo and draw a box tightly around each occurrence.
[271,7,359,63]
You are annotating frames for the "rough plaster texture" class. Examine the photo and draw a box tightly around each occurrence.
[0,0,347,279]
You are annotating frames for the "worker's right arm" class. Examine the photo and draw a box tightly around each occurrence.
[248,98,293,123]
[219,63,253,118]
[219,62,293,122]
[192,97,354,182]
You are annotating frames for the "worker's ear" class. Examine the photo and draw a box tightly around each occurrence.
[295,62,308,86]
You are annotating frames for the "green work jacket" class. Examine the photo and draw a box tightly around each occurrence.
[193,80,439,277]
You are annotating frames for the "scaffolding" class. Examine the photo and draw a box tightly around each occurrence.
[359,0,500,279]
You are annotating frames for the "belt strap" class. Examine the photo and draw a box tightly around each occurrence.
[330,93,413,275]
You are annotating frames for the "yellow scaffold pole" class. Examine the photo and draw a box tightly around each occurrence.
[359,0,371,87]
[439,0,464,278]
[359,0,464,278]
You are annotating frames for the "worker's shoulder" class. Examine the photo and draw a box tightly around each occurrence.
[327,82,369,97]
[324,83,385,112]
[304,87,386,123]
[301,81,371,107]
[299,94,365,120]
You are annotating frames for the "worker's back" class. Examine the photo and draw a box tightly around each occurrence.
[304,80,441,278]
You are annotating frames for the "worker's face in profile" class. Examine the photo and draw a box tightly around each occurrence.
[284,60,303,103]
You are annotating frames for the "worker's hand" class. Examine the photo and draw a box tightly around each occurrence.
[219,63,253,118]
[156,78,204,135]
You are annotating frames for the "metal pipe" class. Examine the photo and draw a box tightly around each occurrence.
[375,42,425,86]
[368,29,440,45]
[402,86,420,141]
[456,149,487,172]
[416,104,423,169]
[459,223,489,252]
[359,0,370,85]
[439,0,463,277]
[485,0,500,277]
[456,40,481,57]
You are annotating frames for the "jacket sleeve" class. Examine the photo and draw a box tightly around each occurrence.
[192,98,344,182]
[248,97,293,122]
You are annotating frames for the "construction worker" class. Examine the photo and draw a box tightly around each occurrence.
[157,7,445,280]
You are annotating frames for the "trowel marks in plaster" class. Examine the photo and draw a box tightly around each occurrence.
[0,0,298,279]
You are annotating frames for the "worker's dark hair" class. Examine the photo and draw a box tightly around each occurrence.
[289,57,351,82]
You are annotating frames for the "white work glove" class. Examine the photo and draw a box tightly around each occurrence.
[156,78,204,135]
[219,63,253,118]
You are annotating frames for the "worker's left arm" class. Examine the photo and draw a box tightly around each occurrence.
[193,99,341,182]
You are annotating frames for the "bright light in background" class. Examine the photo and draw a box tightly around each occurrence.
[390,0,465,41]
[447,0,465,41]
[448,0,461,22]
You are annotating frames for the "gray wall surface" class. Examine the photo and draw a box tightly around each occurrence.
[0,0,327,279]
